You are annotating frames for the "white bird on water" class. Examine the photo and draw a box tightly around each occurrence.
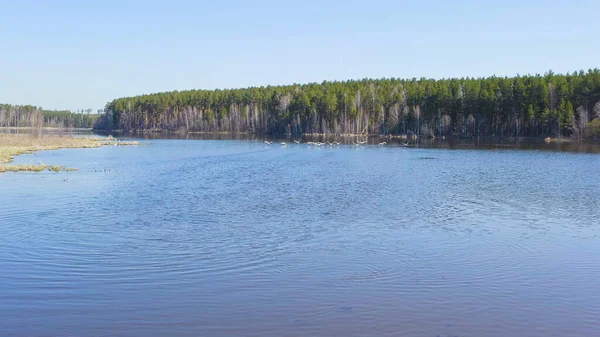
[281,142,287,146]
[334,142,341,145]
[294,139,301,144]
[378,142,387,145]
[264,141,272,145]
[400,141,410,146]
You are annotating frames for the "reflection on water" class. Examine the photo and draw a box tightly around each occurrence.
[4,128,600,153]
[106,131,600,154]
[0,138,599,337]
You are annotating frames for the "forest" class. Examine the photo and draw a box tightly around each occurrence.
[43,109,100,129]
[0,104,44,130]
[0,104,100,129]
[95,70,600,139]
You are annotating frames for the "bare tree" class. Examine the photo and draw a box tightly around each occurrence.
[593,101,600,120]
[413,105,421,136]
[441,114,452,136]
[548,83,559,136]
[420,122,434,138]
[354,90,362,134]
[35,108,44,137]
[388,103,400,134]
[575,106,588,139]
[401,85,408,134]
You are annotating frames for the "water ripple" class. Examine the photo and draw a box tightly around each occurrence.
[1,140,599,337]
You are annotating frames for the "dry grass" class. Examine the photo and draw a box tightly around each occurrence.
[96,140,139,146]
[0,134,138,173]
[0,134,101,163]
[0,164,77,173]
[544,137,572,144]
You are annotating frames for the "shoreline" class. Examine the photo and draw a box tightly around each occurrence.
[0,134,137,173]
[0,127,94,132]
[94,129,598,144]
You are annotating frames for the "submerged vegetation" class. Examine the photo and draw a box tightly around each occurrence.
[0,134,137,173]
[95,70,600,139]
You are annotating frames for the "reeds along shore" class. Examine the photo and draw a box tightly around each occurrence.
[0,134,137,173]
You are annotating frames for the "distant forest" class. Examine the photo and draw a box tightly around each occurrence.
[43,109,101,128]
[95,70,600,139]
[0,104,100,129]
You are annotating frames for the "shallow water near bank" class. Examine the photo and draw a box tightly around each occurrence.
[1,138,599,337]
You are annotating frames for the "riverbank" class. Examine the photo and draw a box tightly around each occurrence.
[0,134,137,173]
[0,127,94,132]
[97,128,600,144]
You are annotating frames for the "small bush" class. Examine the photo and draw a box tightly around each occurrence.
[588,120,600,140]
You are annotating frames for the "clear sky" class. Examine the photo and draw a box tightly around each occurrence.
[0,0,598,111]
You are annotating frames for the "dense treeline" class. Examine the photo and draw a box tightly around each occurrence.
[96,70,600,138]
[0,104,100,129]
[0,104,44,129]
[43,110,100,128]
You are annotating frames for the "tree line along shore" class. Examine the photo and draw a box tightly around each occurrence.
[0,105,100,129]
[92,70,600,140]
[2,70,600,141]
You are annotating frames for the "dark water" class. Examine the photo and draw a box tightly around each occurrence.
[1,139,599,337]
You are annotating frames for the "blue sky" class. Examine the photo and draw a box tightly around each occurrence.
[0,0,598,111]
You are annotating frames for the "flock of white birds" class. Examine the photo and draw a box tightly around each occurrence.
[263,140,410,147]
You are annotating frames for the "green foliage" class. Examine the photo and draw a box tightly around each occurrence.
[588,119,600,139]
[527,104,535,123]
[43,110,100,128]
[0,104,44,128]
[560,100,575,131]
[0,104,99,129]
[95,69,600,137]
[541,108,554,129]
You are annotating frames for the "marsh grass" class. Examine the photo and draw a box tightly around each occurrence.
[0,134,138,173]
[0,164,76,173]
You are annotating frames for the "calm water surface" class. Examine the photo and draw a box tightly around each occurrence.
[1,139,599,337]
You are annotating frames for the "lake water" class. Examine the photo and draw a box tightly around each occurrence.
[1,138,599,337]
